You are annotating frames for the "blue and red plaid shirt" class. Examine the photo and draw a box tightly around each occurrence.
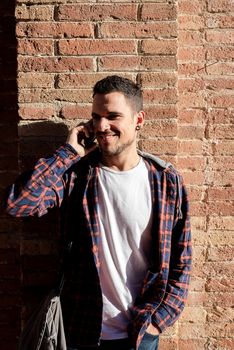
[5,144,192,349]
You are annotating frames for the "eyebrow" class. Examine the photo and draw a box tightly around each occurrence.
[91,112,124,118]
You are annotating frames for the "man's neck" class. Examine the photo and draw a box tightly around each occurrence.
[101,150,140,171]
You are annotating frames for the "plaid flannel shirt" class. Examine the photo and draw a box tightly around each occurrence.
[5,144,192,349]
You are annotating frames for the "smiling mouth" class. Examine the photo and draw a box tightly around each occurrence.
[97,132,119,141]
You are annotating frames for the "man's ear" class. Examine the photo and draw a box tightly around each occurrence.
[135,110,145,129]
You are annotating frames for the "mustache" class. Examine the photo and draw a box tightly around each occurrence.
[96,131,119,137]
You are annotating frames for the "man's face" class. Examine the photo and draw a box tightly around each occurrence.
[91,92,142,158]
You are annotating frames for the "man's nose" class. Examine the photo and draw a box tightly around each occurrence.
[95,117,110,132]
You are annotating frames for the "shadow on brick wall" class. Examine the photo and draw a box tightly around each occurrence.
[0,2,70,348]
[0,2,20,349]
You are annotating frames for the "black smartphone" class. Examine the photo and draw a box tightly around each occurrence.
[78,130,96,149]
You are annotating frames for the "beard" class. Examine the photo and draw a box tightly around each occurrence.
[98,135,136,158]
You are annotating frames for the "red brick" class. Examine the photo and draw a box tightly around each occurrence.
[178,92,205,109]
[61,104,92,120]
[207,187,234,200]
[57,4,137,21]
[207,246,234,262]
[209,124,233,139]
[207,292,234,307]
[213,171,234,187]
[18,56,94,72]
[206,277,234,292]
[177,47,206,61]
[207,0,234,13]
[206,46,234,60]
[139,72,177,88]
[206,29,234,44]
[57,73,109,88]
[178,109,205,125]
[178,78,205,92]
[18,38,53,55]
[206,76,234,90]
[177,125,205,139]
[141,3,177,21]
[178,140,203,155]
[177,156,206,171]
[144,105,177,120]
[139,139,178,156]
[141,39,177,55]
[16,5,53,20]
[16,22,94,38]
[178,0,206,14]
[206,62,234,75]
[19,105,55,119]
[178,339,206,350]
[178,30,204,46]
[209,217,233,231]
[208,201,234,216]
[208,93,234,108]
[18,72,54,88]
[142,120,177,138]
[182,171,205,186]
[158,338,178,350]
[18,89,92,104]
[143,88,177,104]
[98,55,177,71]
[178,15,205,30]
[208,109,233,124]
[214,141,234,155]
[206,14,234,29]
[209,229,234,247]
[58,39,137,55]
[99,22,177,39]
[178,62,205,76]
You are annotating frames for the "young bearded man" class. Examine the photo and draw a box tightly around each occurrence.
[5,75,192,350]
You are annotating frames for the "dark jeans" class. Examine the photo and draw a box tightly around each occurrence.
[68,332,159,350]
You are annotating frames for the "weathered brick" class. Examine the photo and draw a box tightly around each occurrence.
[207,0,234,13]
[57,4,138,21]
[144,105,177,120]
[16,22,94,38]
[18,72,54,88]
[141,3,177,21]
[178,0,206,14]
[141,39,177,55]
[15,5,53,20]
[99,22,177,39]
[143,88,178,104]
[18,56,94,73]
[178,15,205,30]
[139,139,178,155]
[139,72,177,88]
[206,29,234,44]
[178,78,205,93]
[98,55,177,71]
[58,39,137,55]
[206,14,234,29]
[177,47,206,61]
[207,246,234,262]
[61,104,92,120]
[18,38,53,55]
[19,104,55,119]
[141,120,177,138]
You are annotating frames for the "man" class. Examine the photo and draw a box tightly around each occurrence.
[5,76,192,350]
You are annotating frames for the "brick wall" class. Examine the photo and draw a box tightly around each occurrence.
[0,0,233,349]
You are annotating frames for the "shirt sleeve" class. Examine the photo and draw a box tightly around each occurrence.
[4,144,80,217]
[151,177,192,332]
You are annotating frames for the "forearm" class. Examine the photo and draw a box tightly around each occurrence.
[5,144,79,217]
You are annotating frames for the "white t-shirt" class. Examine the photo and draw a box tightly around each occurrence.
[97,158,153,340]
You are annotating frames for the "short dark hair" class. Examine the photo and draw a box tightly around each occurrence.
[93,75,143,112]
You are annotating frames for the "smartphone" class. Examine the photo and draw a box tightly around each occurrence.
[78,130,96,149]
